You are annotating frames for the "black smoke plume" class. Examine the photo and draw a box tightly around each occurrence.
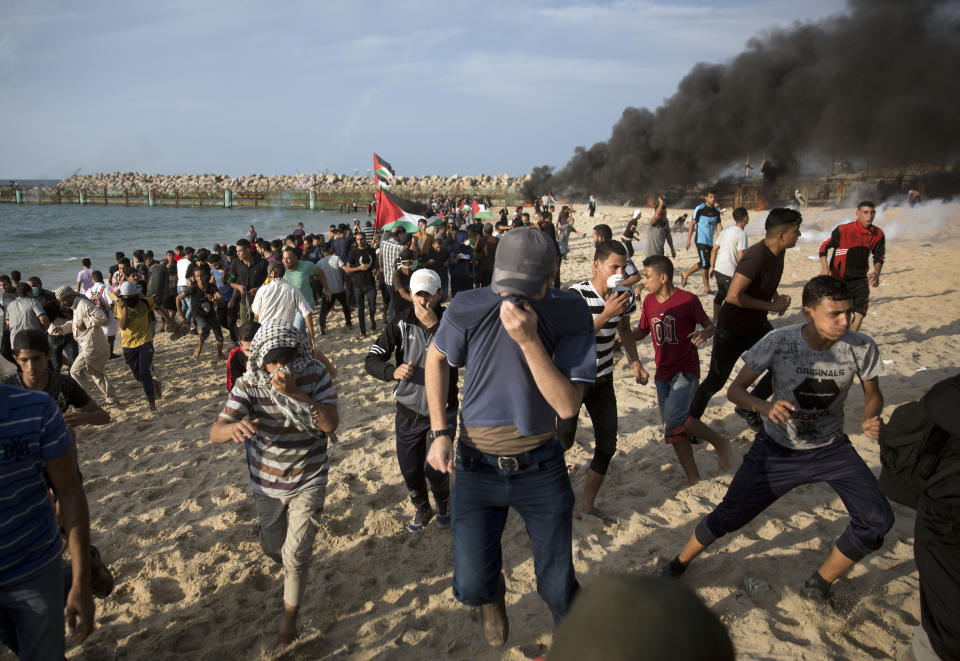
[539,0,960,200]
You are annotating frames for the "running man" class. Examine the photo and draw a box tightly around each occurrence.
[634,256,733,485]
[660,276,894,606]
[818,200,885,332]
[708,207,749,323]
[115,281,163,411]
[365,269,457,531]
[425,228,595,646]
[681,189,722,293]
[210,320,338,647]
[689,208,802,433]
[558,240,643,522]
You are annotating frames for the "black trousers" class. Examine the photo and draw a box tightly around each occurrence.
[556,374,618,475]
[915,496,960,660]
[320,292,352,330]
[0,328,11,365]
[689,322,773,419]
[395,408,454,509]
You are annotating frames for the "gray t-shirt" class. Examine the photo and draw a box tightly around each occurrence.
[6,297,47,340]
[743,325,881,450]
[646,221,669,258]
[316,255,345,294]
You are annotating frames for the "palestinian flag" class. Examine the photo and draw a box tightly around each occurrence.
[373,153,394,189]
[376,188,438,233]
[472,198,493,219]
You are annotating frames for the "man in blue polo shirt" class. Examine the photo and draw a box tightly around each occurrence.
[425,228,596,647]
[681,189,723,294]
[0,384,95,659]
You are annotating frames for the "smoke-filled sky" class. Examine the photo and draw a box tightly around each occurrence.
[552,0,960,195]
[0,0,847,179]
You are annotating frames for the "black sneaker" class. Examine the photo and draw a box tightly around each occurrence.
[436,497,451,528]
[90,545,115,599]
[800,573,832,603]
[658,556,688,578]
[408,505,435,532]
[735,407,765,433]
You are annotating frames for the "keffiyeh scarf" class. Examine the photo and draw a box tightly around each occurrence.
[244,319,320,432]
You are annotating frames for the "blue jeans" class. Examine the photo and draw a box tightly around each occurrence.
[452,439,578,625]
[292,312,307,335]
[177,285,192,322]
[0,559,65,661]
[697,431,894,562]
[196,315,223,342]
[655,372,698,442]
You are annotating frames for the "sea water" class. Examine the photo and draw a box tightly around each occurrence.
[0,203,368,289]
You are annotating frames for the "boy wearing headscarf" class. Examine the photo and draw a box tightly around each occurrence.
[210,320,338,648]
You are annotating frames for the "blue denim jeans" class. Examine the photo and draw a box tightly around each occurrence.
[0,559,66,661]
[452,438,578,625]
[292,311,307,335]
[177,285,192,322]
[655,372,698,442]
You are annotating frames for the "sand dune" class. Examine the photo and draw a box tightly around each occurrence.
[4,201,957,660]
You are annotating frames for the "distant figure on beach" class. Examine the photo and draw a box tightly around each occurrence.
[210,320,338,648]
[588,195,597,217]
[55,286,118,404]
[246,225,257,243]
[426,228,595,647]
[115,281,163,410]
[76,258,94,295]
[818,201,885,332]
[660,276,894,608]
[708,207,749,323]
[681,189,722,294]
[907,189,921,207]
[621,214,639,257]
[646,196,676,260]
[794,188,807,209]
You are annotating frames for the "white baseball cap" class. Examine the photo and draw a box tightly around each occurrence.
[119,281,141,296]
[632,209,642,220]
[409,269,441,295]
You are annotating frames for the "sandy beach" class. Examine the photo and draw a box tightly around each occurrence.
[2,201,957,661]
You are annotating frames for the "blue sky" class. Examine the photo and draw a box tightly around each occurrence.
[1,0,845,179]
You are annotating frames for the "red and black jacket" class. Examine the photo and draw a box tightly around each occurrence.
[819,221,885,280]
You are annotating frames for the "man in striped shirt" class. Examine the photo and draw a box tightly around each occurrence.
[558,240,645,522]
[210,321,338,648]
[0,384,95,658]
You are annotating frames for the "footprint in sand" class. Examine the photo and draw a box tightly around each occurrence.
[148,577,185,604]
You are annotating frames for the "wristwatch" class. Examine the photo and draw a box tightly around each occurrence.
[428,429,450,442]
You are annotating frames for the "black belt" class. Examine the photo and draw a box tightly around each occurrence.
[460,437,563,472]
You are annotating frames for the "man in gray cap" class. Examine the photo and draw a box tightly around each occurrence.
[425,227,596,647]
[55,286,117,405]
